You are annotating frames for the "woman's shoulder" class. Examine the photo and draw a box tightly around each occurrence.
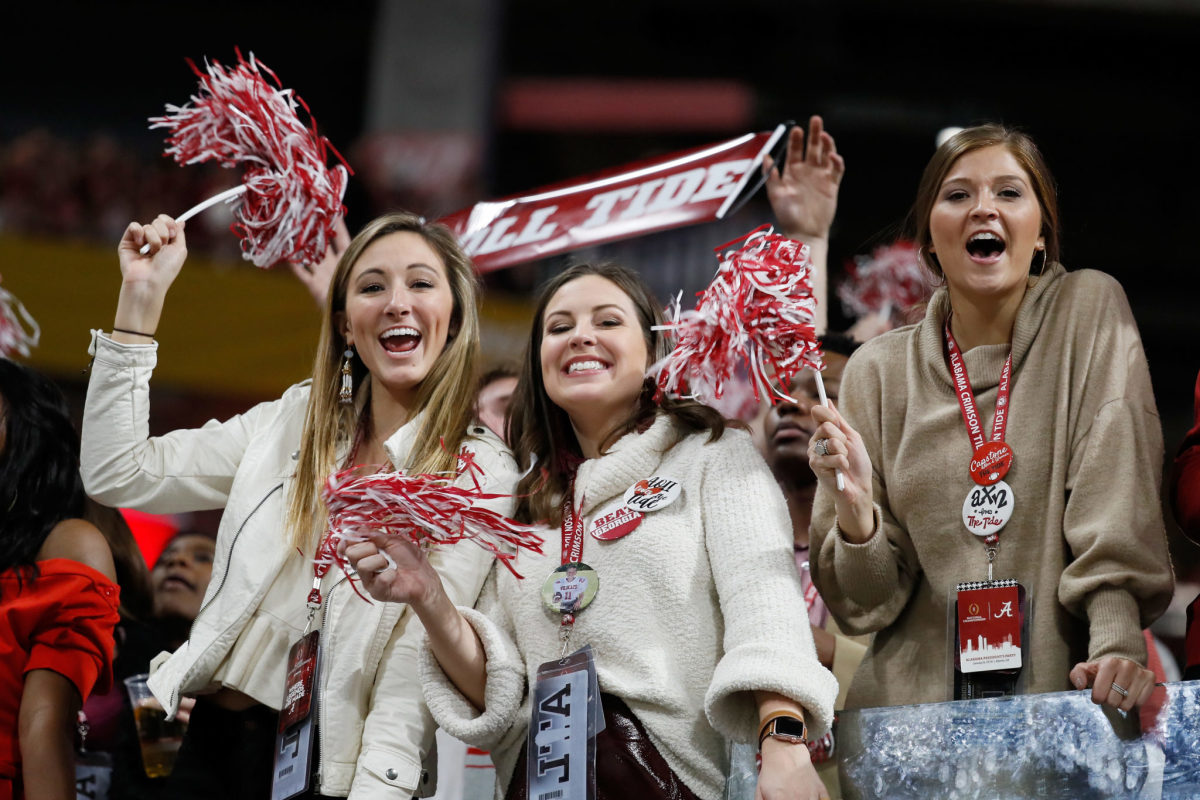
[461,423,519,483]
[673,421,761,467]
[36,518,118,583]
[1050,267,1129,310]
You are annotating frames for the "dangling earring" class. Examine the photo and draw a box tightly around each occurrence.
[339,347,355,405]
[1033,247,1047,276]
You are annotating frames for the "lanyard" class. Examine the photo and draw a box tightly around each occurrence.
[303,533,338,634]
[945,316,1018,576]
[944,317,1012,452]
[560,477,585,567]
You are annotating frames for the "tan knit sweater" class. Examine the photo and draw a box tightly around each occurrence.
[811,264,1173,709]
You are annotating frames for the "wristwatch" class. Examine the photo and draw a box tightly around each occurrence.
[758,715,808,748]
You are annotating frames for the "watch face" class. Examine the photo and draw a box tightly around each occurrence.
[771,717,807,740]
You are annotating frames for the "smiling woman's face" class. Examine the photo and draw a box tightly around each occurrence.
[151,534,216,622]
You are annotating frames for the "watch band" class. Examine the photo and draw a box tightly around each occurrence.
[758,715,808,748]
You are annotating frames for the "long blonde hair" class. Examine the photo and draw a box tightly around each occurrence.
[286,212,482,550]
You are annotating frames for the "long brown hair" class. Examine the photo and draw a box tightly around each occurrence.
[508,263,727,525]
[287,212,482,550]
[910,123,1061,281]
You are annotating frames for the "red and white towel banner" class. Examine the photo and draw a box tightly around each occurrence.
[439,125,790,272]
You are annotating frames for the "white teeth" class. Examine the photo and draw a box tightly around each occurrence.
[568,360,605,373]
[381,327,419,339]
[970,232,1002,243]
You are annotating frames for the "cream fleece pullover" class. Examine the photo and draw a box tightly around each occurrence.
[811,264,1173,710]
[420,416,838,800]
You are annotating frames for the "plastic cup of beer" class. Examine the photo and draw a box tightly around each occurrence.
[123,673,186,778]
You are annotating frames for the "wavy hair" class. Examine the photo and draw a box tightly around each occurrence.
[0,360,86,579]
[910,123,1061,281]
[287,212,482,550]
[507,263,728,525]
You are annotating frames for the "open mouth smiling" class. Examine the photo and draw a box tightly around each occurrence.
[966,231,1006,260]
[380,326,421,354]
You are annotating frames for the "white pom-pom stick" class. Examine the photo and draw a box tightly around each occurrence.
[811,369,845,491]
[138,185,247,254]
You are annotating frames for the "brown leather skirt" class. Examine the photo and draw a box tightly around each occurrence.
[506,693,702,800]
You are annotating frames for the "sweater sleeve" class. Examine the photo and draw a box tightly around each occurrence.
[810,344,924,635]
[1169,368,1200,544]
[702,431,837,740]
[1059,283,1173,663]
[81,331,299,513]
[418,579,527,750]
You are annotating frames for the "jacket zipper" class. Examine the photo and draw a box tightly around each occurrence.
[315,569,349,787]
[168,482,284,712]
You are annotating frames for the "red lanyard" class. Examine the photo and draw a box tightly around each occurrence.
[557,477,586,632]
[945,317,1012,452]
[560,477,585,567]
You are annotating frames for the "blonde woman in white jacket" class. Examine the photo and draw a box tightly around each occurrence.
[81,212,517,799]
[345,263,837,800]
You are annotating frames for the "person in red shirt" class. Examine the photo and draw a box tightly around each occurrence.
[0,359,119,800]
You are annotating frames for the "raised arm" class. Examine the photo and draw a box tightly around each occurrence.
[763,115,845,335]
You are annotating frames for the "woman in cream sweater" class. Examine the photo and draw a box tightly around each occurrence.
[347,263,837,800]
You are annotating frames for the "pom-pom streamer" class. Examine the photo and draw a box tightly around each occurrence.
[652,224,823,406]
[837,239,932,325]
[146,49,351,267]
[320,451,544,581]
[0,286,40,359]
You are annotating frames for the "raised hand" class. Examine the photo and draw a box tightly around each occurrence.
[763,115,845,242]
[287,216,350,309]
[113,215,188,343]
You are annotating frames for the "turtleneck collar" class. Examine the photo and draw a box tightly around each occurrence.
[917,262,1065,394]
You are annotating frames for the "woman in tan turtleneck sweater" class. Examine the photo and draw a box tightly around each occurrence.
[806,124,1172,712]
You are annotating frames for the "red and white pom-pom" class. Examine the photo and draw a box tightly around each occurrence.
[0,285,40,359]
[837,239,932,325]
[320,449,544,580]
[654,225,823,405]
[149,49,351,268]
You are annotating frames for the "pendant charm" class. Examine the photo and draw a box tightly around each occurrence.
[969,441,1014,486]
[590,497,643,541]
[542,562,599,615]
[961,479,1015,537]
[623,475,681,512]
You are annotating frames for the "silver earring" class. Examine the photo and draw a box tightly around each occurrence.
[339,347,354,405]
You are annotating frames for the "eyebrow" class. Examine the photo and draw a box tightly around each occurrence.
[547,303,625,316]
[354,263,441,279]
[943,173,1030,186]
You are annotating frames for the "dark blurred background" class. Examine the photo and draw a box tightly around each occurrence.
[2,0,1198,575]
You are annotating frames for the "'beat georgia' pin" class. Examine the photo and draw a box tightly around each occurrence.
[590,497,643,541]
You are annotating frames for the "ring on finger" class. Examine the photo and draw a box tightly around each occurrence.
[1110,682,1129,698]
[813,438,831,457]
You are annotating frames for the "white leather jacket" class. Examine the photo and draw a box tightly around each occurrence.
[80,332,516,798]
